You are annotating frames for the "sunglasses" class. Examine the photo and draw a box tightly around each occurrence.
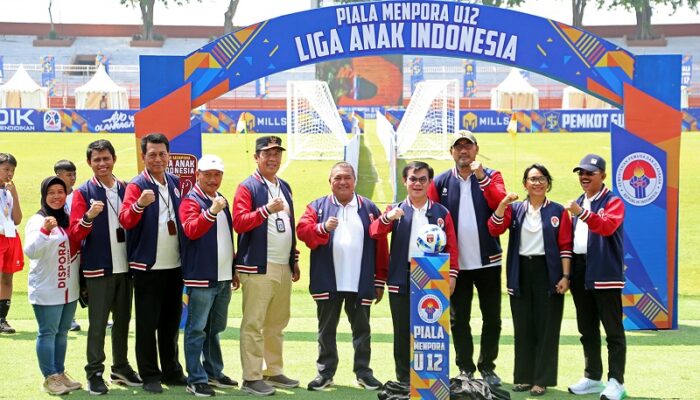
[407,176,429,184]
[577,170,600,177]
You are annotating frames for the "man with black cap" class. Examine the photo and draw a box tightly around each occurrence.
[427,130,507,386]
[565,154,627,400]
[180,154,239,397]
[232,136,301,396]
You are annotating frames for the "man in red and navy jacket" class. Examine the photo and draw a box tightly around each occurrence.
[427,130,506,386]
[369,161,458,385]
[179,155,239,396]
[69,139,141,394]
[232,136,300,397]
[565,154,627,400]
[297,162,388,391]
[118,133,185,393]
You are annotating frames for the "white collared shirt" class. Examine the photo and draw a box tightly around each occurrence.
[408,199,430,259]
[573,194,594,255]
[208,193,234,281]
[264,177,293,264]
[152,178,180,270]
[104,181,128,274]
[519,200,545,256]
[332,194,364,292]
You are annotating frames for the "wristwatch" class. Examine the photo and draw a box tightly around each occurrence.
[562,273,571,280]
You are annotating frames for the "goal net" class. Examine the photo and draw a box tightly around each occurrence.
[286,81,349,160]
[395,80,459,160]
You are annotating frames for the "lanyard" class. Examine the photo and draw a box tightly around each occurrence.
[157,182,173,220]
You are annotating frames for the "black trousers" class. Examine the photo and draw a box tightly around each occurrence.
[85,273,135,379]
[133,267,184,384]
[389,292,410,384]
[510,256,564,387]
[315,292,373,379]
[450,266,502,374]
[570,255,626,383]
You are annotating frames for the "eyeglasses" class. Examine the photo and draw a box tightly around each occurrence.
[526,176,548,184]
[407,176,429,184]
[577,170,599,177]
[452,143,475,151]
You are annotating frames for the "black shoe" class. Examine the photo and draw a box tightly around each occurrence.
[187,382,216,397]
[241,380,275,396]
[263,374,299,388]
[481,370,502,386]
[111,370,143,387]
[143,381,163,393]
[208,375,238,388]
[88,374,109,395]
[0,320,16,334]
[70,319,81,332]
[163,374,188,386]
[356,375,382,390]
[307,375,333,391]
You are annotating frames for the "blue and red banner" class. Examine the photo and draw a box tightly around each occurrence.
[410,254,450,400]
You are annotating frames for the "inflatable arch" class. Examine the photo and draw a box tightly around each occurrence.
[136,0,681,330]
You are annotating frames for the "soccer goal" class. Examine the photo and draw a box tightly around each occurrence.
[286,81,350,160]
[395,79,459,160]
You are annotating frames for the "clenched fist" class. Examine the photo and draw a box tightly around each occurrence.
[565,200,582,216]
[386,207,404,221]
[137,189,156,208]
[210,196,227,214]
[324,216,339,232]
[86,201,105,219]
[43,216,58,232]
[470,161,485,180]
[500,192,519,206]
[266,197,285,214]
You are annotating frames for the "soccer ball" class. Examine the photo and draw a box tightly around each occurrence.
[416,224,447,254]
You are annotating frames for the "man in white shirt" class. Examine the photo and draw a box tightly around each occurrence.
[297,162,387,391]
[69,140,141,394]
[180,155,240,397]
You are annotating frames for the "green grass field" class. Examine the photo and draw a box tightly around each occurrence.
[0,129,698,399]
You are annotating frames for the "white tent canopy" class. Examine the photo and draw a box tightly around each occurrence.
[490,68,539,110]
[562,86,612,109]
[74,64,129,109]
[0,65,48,108]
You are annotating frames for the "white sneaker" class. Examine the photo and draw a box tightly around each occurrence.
[568,377,604,395]
[600,378,626,400]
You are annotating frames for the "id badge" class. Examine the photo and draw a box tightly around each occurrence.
[167,220,177,236]
[116,227,126,243]
[275,218,286,233]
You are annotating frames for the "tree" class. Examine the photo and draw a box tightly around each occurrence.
[572,0,588,28]
[223,0,240,34]
[120,0,200,41]
[600,0,699,40]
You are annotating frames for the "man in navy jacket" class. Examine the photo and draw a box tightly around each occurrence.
[180,155,239,397]
[232,136,300,396]
[297,162,387,391]
[370,161,458,385]
[565,154,627,400]
[70,139,141,394]
[427,130,507,386]
[119,133,185,394]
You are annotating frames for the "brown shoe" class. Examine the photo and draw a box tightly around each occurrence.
[263,374,299,388]
[58,371,82,391]
[43,374,71,395]
[530,385,547,396]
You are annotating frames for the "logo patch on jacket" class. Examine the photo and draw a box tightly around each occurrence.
[442,187,448,196]
[598,208,605,217]
[550,216,559,227]
[437,218,445,228]
[174,187,181,198]
[369,213,375,222]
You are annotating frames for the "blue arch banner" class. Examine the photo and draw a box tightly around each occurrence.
[174,0,633,108]
[138,0,681,331]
